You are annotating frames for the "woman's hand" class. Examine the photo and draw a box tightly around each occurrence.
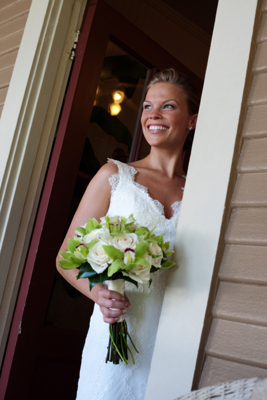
[93,284,131,324]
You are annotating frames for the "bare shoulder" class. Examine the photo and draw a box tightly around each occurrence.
[86,162,118,191]
[128,158,149,172]
[94,161,118,181]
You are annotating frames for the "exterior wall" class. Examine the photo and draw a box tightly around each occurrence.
[199,0,267,388]
[104,0,211,80]
[0,0,32,117]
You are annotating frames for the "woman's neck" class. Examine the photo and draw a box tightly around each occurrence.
[142,148,185,179]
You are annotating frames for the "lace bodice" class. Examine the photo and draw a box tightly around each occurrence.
[107,159,182,251]
[76,160,183,400]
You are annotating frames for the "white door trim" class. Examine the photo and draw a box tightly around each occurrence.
[146,0,260,398]
[0,0,87,365]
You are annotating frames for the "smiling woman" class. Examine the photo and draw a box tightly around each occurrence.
[56,69,201,400]
[141,83,197,151]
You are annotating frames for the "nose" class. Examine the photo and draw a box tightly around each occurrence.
[148,108,162,120]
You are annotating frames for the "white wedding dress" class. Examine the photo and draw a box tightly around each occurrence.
[76,159,183,400]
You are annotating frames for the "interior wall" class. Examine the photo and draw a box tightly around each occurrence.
[104,0,211,80]
[0,0,32,118]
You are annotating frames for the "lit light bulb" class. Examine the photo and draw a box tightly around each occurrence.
[112,91,124,103]
[110,103,121,116]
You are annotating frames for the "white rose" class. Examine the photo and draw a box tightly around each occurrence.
[124,264,151,284]
[87,240,112,273]
[148,242,163,268]
[83,227,109,244]
[143,251,153,266]
[111,233,138,251]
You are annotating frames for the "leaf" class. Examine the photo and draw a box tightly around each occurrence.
[68,239,80,253]
[151,235,164,247]
[105,216,110,228]
[146,235,163,247]
[164,250,175,256]
[59,252,72,261]
[88,271,109,291]
[161,261,176,269]
[121,274,139,288]
[85,218,101,234]
[134,257,150,267]
[124,262,138,271]
[110,230,123,236]
[87,238,98,250]
[135,227,148,237]
[124,226,134,233]
[146,227,156,238]
[150,265,159,273]
[108,259,125,277]
[76,227,86,236]
[102,245,123,260]
[146,237,160,243]
[76,263,98,279]
[135,242,148,258]
[57,260,80,270]
[69,255,84,264]
[164,241,170,251]
[79,246,88,258]
[120,216,127,224]
[157,235,164,248]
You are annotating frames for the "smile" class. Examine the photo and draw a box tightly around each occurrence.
[148,125,168,131]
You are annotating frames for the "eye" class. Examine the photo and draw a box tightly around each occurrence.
[164,104,174,109]
[143,104,151,110]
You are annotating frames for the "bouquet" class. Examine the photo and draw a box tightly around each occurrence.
[58,214,175,364]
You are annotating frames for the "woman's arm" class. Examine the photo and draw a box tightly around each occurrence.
[56,162,130,323]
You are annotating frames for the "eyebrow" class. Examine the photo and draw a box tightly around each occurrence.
[143,99,178,104]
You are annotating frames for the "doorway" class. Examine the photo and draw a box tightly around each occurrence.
[1,1,201,399]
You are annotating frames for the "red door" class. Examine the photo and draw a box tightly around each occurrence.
[0,1,201,399]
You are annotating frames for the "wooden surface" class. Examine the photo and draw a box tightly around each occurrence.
[0,0,32,117]
[198,1,267,388]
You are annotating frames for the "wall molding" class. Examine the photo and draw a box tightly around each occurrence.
[145,0,211,45]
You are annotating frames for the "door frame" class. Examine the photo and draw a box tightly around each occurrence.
[0,0,88,373]
[0,0,200,398]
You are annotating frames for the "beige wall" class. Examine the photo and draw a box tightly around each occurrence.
[0,0,32,117]
[199,0,267,388]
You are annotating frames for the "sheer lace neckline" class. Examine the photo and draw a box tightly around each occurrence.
[108,159,183,221]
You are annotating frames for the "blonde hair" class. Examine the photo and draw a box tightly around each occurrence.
[147,68,200,115]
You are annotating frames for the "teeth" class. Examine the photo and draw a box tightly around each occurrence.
[148,125,167,130]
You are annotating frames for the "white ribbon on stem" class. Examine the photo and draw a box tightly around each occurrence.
[108,279,125,323]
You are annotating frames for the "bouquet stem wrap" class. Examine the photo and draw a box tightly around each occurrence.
[105,279,138,365]
[108,279,125,323]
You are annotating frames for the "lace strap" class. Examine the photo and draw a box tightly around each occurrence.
[107,158,137,195]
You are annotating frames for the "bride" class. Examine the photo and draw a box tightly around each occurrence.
[56,69,199,400]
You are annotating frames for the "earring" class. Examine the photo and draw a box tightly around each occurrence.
[189,127,192,130]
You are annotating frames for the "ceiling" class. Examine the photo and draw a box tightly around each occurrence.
[162,0,219,35]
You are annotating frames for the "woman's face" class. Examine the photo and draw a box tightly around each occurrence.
[141,82,197,150]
